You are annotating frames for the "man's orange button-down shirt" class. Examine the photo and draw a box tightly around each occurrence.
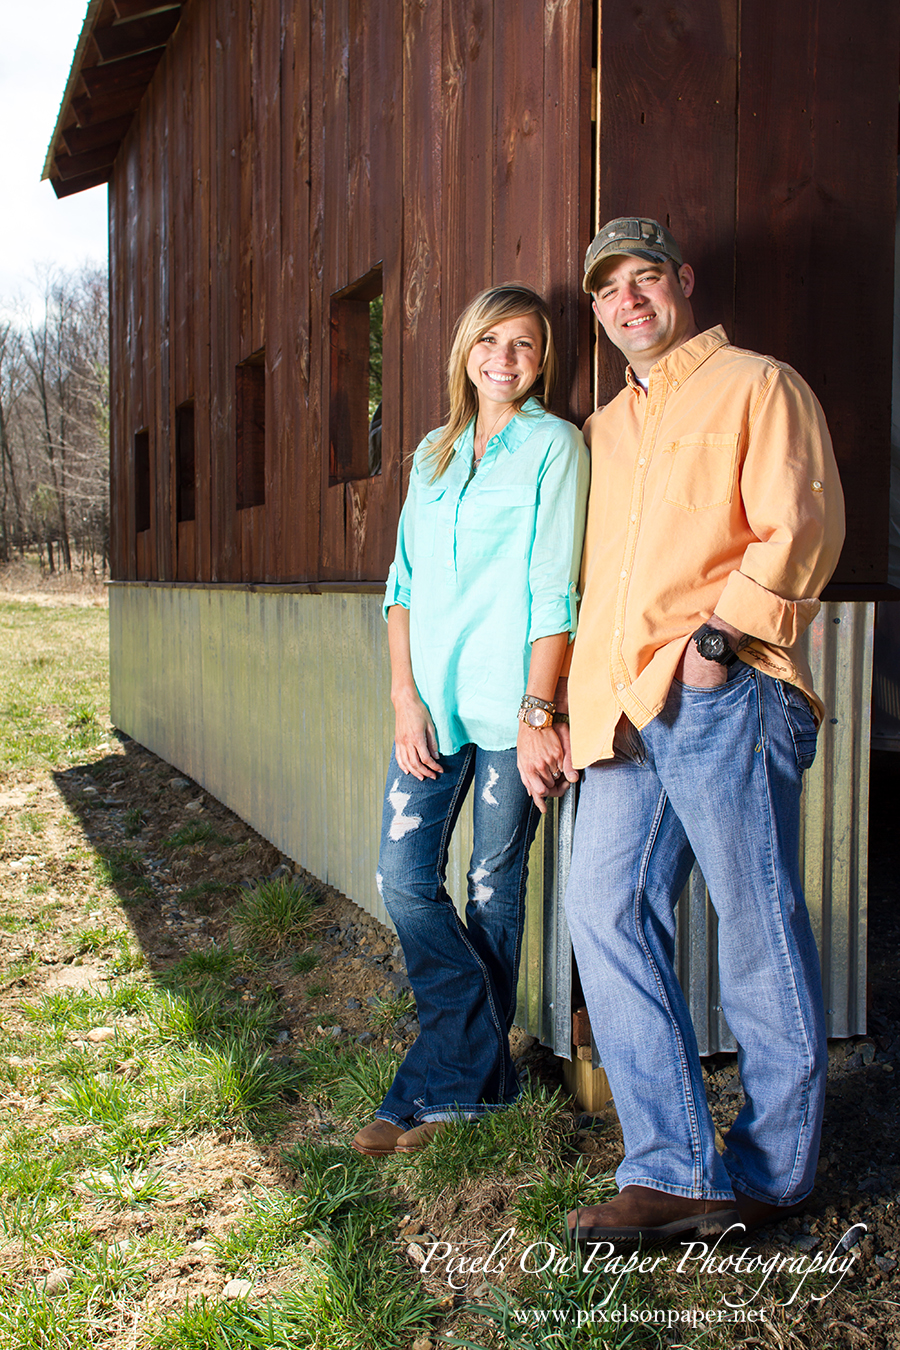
[566,326,846,769]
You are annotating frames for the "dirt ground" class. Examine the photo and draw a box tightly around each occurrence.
[1,574,899,1344]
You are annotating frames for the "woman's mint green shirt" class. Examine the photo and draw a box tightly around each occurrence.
[384,399,589,754]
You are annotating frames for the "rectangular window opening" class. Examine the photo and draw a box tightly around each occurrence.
[236,351,266,509]
[330,266,383,483]
[175,401,196,523]
[134,428,150,534]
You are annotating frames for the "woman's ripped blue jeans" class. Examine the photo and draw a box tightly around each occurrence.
[375,744,538,1126]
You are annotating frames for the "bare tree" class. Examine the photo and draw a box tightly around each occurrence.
[0,320,27,565]
[5,265,110,574]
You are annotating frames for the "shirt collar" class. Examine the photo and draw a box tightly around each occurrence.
[457,396,546,458]
[626,325,729,393]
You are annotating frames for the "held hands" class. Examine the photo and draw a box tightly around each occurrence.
[516,722,579,814]
[392,689,443,780]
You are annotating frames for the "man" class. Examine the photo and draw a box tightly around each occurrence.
[560,217,845,1244]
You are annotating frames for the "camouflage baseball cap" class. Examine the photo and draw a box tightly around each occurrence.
[583,217,683,293]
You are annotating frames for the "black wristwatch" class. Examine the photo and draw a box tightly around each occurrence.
[692,623,738,667]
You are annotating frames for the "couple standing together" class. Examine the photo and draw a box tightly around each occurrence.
[352,216,845,1247]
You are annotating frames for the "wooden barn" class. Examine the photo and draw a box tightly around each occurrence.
[45,0,899,1093]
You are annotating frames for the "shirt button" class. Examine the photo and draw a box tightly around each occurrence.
[620,570,627,579]
[811,480,823,493]
[671,379,679,388]
[638,457,646,466]
[614,628,620,637]
[630,513,637,523]
[616,681,626,691]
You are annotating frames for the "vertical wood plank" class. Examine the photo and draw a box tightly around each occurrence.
[318,0,350,576]
[108,164,126,577]
[402,0,443,475]
[735,0,898,586]
[363,0,403,579]
[541,0,593,423]
[156,48,173,582]
[492,0,544,287]
[280,0,317,579]
[595,0,738,401]
[257,0,283,582]
[442,0,492,352]
[171,17,194,581]
[122,134,142,580]
[307,0,327,579]
[195,0,213,582]
[210,0,241,581]
[137,102,156,579]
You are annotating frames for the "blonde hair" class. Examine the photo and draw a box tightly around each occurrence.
[424,284,558,480]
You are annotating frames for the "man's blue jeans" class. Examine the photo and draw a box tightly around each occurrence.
[375,744,538,1126]
[565,663,826,1204]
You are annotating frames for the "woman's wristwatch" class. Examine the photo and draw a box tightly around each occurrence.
[518,694,555,730]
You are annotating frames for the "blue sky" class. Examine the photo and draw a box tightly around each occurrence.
[1,1,108,310]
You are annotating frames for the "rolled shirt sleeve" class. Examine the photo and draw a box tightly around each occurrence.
[528,424,590,643]
[714,367,845,645]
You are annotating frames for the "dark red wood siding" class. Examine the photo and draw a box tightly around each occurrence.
[593,0,898,588]
[108,0,896,588]
[109,0,593,583]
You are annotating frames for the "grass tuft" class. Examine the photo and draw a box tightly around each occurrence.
[162,821,234,851]
[232,877,318,956]
[297,1041,402,1122]
[180,1042,306,1132]
[82,1159,171,1207]
[369,988,416,1033]
[394,1085,576,1200]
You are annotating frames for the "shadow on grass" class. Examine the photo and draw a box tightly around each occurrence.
[49,734,319,1139]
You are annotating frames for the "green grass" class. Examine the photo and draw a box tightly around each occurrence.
[124,805,145,836]
[148,983,281,1047]
[82,1159,171,1207]
[369,989,415,1033]
[162,822,234,851]
[177,879,237,905]
[94,843,147,889]
[1,594,854,1350]
[219,1146,381,1273]
[18,810,46,835]
[233,877,318,956]
[391,1085,577,1200]
[0,601,109,772]
[21,982,152,1031]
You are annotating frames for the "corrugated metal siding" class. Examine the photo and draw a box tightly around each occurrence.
[110,586,870,1057]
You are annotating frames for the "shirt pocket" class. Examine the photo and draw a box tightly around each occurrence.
[663,432,740,512]
[459,483,537,559]
[413,486,446,558]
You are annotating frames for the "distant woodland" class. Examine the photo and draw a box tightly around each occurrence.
[0,265,109,576]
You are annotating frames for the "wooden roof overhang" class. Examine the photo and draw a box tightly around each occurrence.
[42,0,183,198]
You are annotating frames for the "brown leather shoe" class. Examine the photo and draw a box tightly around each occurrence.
[351,1119,406,1157]
[733,1189,809,1232]
[568,1185,741,1245]
[394,1121,451,1153]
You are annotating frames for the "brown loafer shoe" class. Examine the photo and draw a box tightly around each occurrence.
[351,1119,406,1157]
[733,1189,809,1232]
[394,1121,450,1153]
[568,1185,741,1246]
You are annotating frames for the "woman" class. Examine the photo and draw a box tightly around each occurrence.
[352,284,588,1157]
